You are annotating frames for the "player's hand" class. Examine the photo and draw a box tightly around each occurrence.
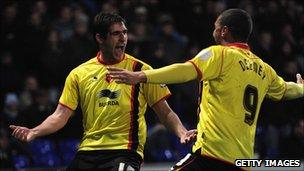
[180,129,197,144]
[9,125,36,142]
[296,73,303,84]
[107,67,146,85]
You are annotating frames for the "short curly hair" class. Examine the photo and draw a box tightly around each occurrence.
[93,12,126,40]
[219,9,253,42]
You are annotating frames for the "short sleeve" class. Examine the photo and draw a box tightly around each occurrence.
[266,66,286,101]
[141,65,171,107]
[59,70,79,110]
[190,46,224,81]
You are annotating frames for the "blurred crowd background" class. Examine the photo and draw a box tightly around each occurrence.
[0,0,303,170]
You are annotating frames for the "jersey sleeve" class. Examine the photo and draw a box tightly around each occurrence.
[59,70,79,110]
[189,46,224,81]
[265,65,286,101]
[142,65,171,107]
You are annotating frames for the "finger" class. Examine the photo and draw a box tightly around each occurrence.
[107,67,124,72]
[13,129,22,139]
[109,75,121,80]
[296,73,303,84]
[107,71,119,75]
[115,80,123,84]
[15,127,27,139]
[12,127,20,137]
[187,129,197,134]
[115,78,132,85]
[187,131,196,136]
[16,129,26,139]
[9,125,17,130]
[190,135,196,139]
[108,72,125,79]
[191,129,198,133]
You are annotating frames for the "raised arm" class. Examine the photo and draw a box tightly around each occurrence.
[151,99,197,144]
[283,73,304,100]
[108,62,198,85]
[10,104,73,142]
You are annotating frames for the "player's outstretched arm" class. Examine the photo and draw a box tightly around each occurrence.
[152,99,197,144]
[9,104,73,142]
[283,73,304,100]
[108,62,198,85]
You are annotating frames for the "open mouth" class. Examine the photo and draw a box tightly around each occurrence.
[115,45,125,50]
[115,45,125,51]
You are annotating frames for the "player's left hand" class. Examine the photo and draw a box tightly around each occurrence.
[180,129,197,144]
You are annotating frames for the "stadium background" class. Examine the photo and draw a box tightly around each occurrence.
[0,0,303,170]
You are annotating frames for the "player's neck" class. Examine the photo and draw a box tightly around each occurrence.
[97,51,124,65]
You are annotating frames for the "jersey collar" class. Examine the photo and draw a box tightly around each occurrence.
[96,52,125,65]
[225,43,250,50]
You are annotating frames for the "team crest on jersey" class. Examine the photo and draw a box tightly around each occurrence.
[98,89,120,99]
[197,49,212,61]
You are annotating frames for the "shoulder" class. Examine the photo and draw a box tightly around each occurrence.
[70,57,98,76]
[195,45,225,60]
[198,45,225,53]
[124,53,152,70]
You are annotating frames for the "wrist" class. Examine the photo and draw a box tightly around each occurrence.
[177,127,187,138]
[139,71,147,83]
[31,128,39,137]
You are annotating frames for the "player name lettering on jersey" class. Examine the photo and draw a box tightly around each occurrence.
[235,159,263,167]
[239,59,266,80]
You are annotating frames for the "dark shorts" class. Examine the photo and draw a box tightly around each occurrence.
[66,150,142,171]
[170,149,245,171]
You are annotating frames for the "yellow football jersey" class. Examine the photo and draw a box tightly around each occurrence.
[189,43,286,164]
[59,53,171,158]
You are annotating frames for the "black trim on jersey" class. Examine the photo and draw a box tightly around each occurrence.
[197,81,203,118]
[130,62,143,151]
[197,81,204,139]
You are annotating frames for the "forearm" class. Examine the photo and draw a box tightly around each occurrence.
[143,62,198,84]
[31,113,69,137]
[283,82,304,100]
[160,111,187,138]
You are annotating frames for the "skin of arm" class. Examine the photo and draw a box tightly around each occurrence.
[151,99,197,144]
[283,74,304,100]
[10,104,73,142]
[107,62,198,85]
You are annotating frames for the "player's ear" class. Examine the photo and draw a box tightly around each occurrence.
[221,26,229,37]
[95,33,104,44]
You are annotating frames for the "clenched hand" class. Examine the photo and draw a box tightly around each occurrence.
[180,129,197,144]
[10,125,36,142]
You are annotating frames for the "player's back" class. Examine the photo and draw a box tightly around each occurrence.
[192,44,286,164]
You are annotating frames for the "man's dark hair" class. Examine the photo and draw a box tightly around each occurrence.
[219,9,253,42]
[93,12,126,40]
